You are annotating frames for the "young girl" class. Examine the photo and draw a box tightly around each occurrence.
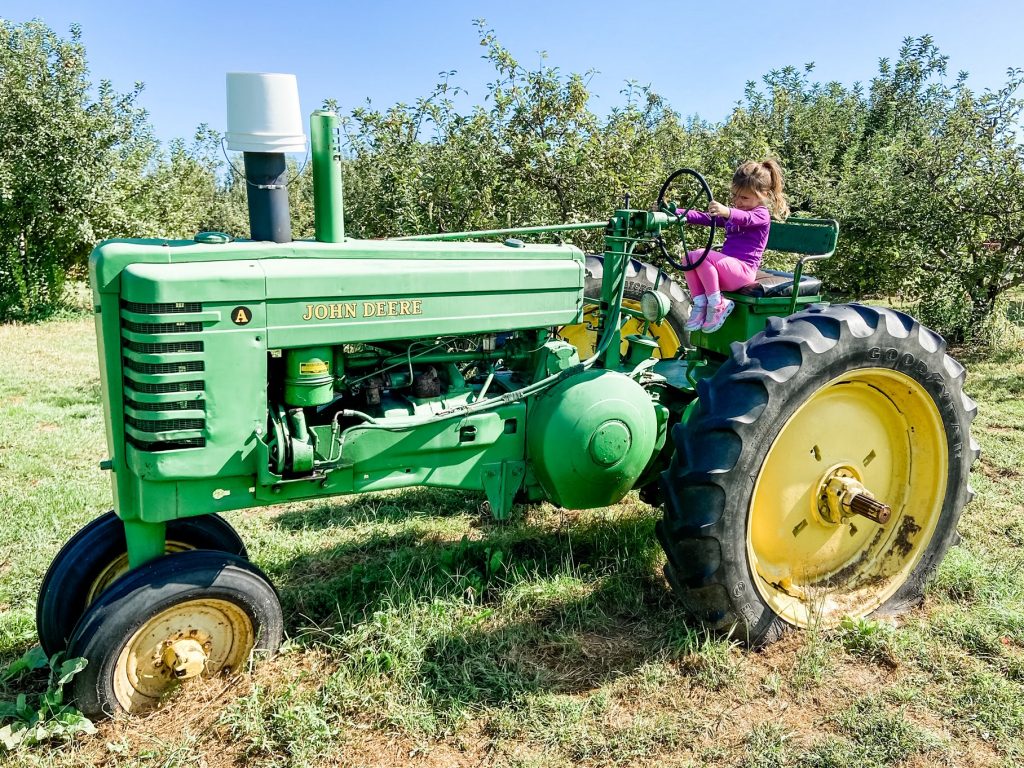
[680,159,789,333]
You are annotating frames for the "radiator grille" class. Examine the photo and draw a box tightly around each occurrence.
[125,398,205,412]
[123,320,203,335]
[126,415,205,432]
[126,435,206,451]
[120,300,207,452]
[124,378,204,394]
[123,359,204,375]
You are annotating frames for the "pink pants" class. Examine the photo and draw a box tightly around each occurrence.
[682,249,757,298]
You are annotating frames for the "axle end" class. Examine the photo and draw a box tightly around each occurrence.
[850,493,892,524]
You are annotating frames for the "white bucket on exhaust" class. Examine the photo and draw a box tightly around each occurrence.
[225,72,306,153]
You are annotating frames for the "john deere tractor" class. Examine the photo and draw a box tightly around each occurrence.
[37,74,977,717]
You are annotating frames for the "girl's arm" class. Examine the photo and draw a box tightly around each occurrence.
[724,206,771,228]
[682,209,724,227]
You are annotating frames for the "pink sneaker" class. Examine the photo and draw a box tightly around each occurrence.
[702,299,735,333]
[684,304,706,331]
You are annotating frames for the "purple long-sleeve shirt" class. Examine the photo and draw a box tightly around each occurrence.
[683,206,771,268]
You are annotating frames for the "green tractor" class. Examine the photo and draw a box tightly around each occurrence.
[37,74,977,717]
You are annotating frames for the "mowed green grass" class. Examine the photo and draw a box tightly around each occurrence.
[1,316,1023,767]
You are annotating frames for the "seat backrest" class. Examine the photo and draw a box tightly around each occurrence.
[765,217,839,256]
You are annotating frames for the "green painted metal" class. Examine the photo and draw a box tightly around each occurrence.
[482,460,527,521]
[625,335,659,366]
[599,210,655,369]
[257,400,528,500]
[123,520,166,569]
[763,217,838,314]
[284,346,333,406]
[194,231,233,244]
[393,221,608,242]
[690,293,822,357]
[764,217,838,255]
[310,110,345,242]
[532,339,580,379]
[526,369,657,509]
[89,235,589,537]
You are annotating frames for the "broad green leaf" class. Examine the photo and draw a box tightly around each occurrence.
[54,657,88,687]
[1,646,48,682]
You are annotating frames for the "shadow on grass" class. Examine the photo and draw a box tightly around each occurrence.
[267,489,666,621]
[270,486,480,531]
[266,488,699,714]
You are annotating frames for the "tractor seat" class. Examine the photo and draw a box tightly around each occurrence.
[730,269,822,299]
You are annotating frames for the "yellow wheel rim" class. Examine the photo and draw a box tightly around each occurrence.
[559,300,682,360]
[86,540,195,605]
[113,598,255,714]
[748,368,948,627]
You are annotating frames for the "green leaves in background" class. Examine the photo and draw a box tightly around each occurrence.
[2,19,1021,340]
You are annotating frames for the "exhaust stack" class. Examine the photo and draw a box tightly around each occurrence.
[225,73,306,243]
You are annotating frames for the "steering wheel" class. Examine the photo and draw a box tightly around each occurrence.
[654,168,717,271]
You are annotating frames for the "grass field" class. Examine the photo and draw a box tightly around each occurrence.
[1,315,1023,767]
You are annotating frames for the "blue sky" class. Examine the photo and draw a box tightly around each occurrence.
[5,1,1022,147]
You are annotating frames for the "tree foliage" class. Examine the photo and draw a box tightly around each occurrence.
[0,21,236,318]
[2,20,1022,340]
[0,20,152,316]
[335,22,686,253]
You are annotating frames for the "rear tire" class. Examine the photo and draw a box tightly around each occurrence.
[657,304,979,646]
[559,255,690,360]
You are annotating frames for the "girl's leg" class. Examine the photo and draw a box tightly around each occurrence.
[691,251,721,297]
[701,254,757,333]
[681,250,711,299]
[682,249,719,331]
[695,252,758,297]
[708,253,758,291]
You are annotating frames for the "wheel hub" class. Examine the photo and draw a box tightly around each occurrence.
[161,638,209,679]
[114,598,256,713]
[816,467,892,526]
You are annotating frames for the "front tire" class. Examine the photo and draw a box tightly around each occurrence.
[67,550,283,718]
[657,304,979,646]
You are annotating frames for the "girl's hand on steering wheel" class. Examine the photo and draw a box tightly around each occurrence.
[708,200,730,218]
